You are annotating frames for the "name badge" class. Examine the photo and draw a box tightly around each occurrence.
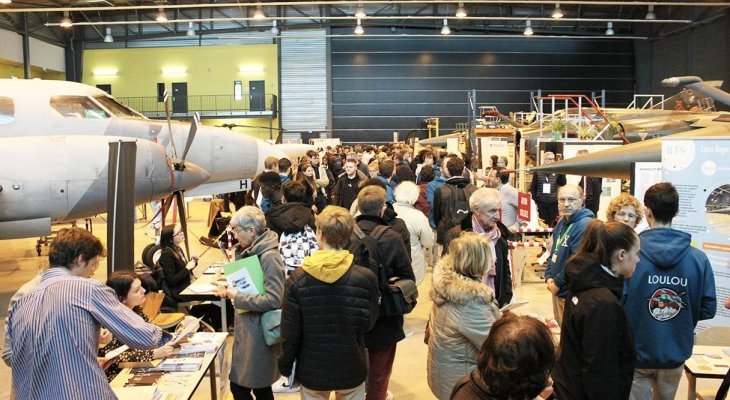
[551,253,558,263]
[542,183,551,194]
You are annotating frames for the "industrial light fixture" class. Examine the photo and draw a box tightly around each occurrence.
[93,69,118,76]
[440,19,451,35]
[355,4,366,18]
[455,3,467,18]
[0,0,12,4]
[155,8,168,23]
[271,20,279,35]
[551,2,564,19]
[253,5,266,20]
[60,11,73,28]
[103,27,113,43]
[605,21,615,35]
[354,18,364,35]
[162,67,186,75]
[645,4,657,20]
[524,20,533,36]
[186,22,196,36]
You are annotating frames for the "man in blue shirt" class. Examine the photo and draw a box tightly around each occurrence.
[623,182,716,400]
[545,184,594,324]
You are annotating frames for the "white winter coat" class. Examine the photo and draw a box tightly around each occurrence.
[393,202,434,285]
[426,257,501,400]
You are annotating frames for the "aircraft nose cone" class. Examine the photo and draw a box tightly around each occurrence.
[172,162,211,192]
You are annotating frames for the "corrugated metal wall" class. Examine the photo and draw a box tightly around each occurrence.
[331,27,635,143]
[280,29,329,133]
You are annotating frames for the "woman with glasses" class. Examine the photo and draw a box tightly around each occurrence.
[606,193,644,230]
[219,206,286,400]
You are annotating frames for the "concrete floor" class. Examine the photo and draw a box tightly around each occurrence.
[0,199,721,400]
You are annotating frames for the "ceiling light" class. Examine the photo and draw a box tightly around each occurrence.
[186,22,196,37]
[551,2,564,19]
[103,27,113,43]
[606,22,615,35]
[355,4,366,18]
[0,0,12,4]
[645,5,657,20]
[524,20,533,36]
[253,6,266,20]
[354,18,364,35]
[162,67,186,75]
[239,66,265,72]
[455,3,467,18]
[441,19,451,35]
[271,20,279,35]
[93,69,118,76]
[60,11,73,28]
[155,8,168,23]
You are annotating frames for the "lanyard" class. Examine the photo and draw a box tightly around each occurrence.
[553,224,574,253]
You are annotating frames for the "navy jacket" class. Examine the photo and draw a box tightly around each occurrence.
[623,227,716,369]
[545,207,594,298]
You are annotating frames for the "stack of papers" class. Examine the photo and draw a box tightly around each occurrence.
[156,357,203,372]
[112,386,163,400]
[187,283,217,294]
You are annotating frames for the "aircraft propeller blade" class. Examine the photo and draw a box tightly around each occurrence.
[163,91,179,159]
[174,190,191,259]
[180,112,199,165]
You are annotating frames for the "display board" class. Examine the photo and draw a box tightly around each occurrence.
[662,137,730,331]
[479,137,515,169]
[630,162,663,200]
[309,138,341,149]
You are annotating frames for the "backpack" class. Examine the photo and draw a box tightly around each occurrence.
[352,224,418,317]
[442,184,473,231]
[279,225,319,274]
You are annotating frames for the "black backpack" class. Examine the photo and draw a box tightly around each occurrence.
[442,184,473,231]
[352,224,418,317]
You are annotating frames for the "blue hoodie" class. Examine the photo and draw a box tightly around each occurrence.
[376,176,395,203]
[426,177,446,228]
[622,227,717,369]
[544,207,594,298]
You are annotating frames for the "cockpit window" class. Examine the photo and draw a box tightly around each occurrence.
[50,96,110,119]
[0,97,14,124]
[94,95,143,118]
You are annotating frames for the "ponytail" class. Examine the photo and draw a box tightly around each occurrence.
[575,220,637,266]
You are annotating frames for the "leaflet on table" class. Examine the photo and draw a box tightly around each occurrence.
[104,344,129,361]
[156,356,203,372]
[112,386,162,400]
[223,255,265,296]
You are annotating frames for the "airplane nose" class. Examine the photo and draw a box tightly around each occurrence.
[172,162,211,192]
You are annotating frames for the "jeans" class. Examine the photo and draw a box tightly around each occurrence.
[301,382,366,400]
[366,344,397,400]
[629,366,684,400]
[231,381,274,400]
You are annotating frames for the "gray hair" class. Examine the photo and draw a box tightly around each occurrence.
[394,181,420,206]
[230,206,267,235]
[469,188,501,212]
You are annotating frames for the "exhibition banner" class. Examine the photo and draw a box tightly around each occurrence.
[662,137,730,330]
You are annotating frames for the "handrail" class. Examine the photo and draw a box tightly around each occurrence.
[115,94,277,118]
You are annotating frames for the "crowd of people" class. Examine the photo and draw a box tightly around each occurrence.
[2,141,725,400]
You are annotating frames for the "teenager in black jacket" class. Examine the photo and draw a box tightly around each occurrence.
[553,220,639,400]
[279,206,379,397]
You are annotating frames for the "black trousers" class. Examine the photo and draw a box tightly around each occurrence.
[536,200,559,227]
[230,381,274,400]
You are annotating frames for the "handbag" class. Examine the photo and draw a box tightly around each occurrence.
[261,309,282,346]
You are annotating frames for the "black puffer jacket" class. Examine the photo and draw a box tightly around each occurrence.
[553,253,635,400]
[348,215,416,348]
[442,214,513,307]
[278,258,379,390]
[450,370,502,400]
[265,202,316,238]
[157,246,191,304]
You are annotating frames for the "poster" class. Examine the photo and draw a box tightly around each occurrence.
[662,137,730,331]
[630,162,663,200]
[479,137,514,169]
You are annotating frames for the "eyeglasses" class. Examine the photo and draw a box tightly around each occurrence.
[557,197,580,203]
[616,211,637,219]
[173,230,185,236]
[231,225,251,234]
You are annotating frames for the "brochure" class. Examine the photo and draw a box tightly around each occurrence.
[223,255,265,296]
[500,301,529,313]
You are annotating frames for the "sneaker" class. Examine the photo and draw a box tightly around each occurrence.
[386,390,394,400]
[271,376,299,393]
